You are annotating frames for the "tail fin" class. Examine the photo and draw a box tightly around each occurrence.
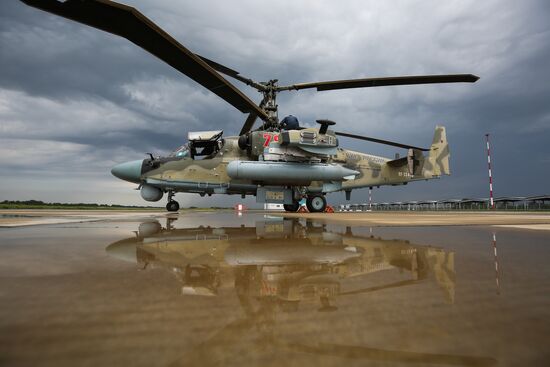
[425,126,450,176]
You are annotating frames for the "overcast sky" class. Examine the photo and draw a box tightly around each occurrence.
[1,0,549,207]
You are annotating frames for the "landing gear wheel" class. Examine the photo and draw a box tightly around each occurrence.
[166,201,180,212]
[306,195,327,213]
[283,202,300,212]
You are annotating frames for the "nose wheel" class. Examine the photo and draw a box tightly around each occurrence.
[166,201,180,212]
[166,191,180,212]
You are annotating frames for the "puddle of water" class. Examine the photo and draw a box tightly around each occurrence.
[0,212,548,366]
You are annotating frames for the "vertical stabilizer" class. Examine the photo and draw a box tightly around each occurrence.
[424,126,450,176]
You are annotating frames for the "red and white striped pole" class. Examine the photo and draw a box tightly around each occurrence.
[485,134,495,209]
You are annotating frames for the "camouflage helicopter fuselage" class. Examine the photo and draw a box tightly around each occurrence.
[111,125,450,208]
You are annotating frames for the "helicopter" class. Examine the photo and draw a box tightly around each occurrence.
[21,0,479,212]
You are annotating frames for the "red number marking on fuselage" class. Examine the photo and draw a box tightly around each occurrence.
[263,133,272,147]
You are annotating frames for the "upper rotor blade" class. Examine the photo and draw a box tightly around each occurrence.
[195,55,241,78]
[282,74,479,92]
[196,54,266,91]
[21,0,269,121]
[239,113,258,135]
[335,131,430,151]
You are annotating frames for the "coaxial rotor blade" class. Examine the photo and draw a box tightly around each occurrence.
[280,74,479,91]
[196,54,266,91]
[239,113,258,135]
[335,131,430,151]
[20,0,269,121]
[195,55,241,79]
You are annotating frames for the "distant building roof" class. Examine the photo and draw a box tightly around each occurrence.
[340,194,549,209]
[526,195,550,202]
[460,198,488,204]
[440,199,462,204]
[418,200,437,204]
[494,196,527,202]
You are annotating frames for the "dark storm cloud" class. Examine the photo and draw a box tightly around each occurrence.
[1,2,150,101]
[1,0,549,206]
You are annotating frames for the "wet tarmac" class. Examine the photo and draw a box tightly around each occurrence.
[0,211,549,366]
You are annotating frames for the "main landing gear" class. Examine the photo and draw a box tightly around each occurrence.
[166,191,180,212]
[283,195,327,213]
[306,195,327,213]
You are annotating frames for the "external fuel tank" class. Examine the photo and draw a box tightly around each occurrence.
[226,161,359,184]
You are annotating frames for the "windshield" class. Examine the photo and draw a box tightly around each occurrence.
[169,144,189,158]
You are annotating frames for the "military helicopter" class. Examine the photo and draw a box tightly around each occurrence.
[22,0,479,212]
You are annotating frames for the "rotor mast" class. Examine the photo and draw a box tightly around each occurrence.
[259,80,280,127]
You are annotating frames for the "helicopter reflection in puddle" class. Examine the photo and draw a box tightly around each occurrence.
[107,217,455,311]
[106,218,498,366]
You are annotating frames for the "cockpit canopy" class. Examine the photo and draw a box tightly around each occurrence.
[169,130,224,160]
[170,144,189,158]
[187,130,223,141]
[188,130,223,159]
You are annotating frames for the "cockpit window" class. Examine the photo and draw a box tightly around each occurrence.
[169,144,189,158]
[188,130,224,159]
[168,131,224,160]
